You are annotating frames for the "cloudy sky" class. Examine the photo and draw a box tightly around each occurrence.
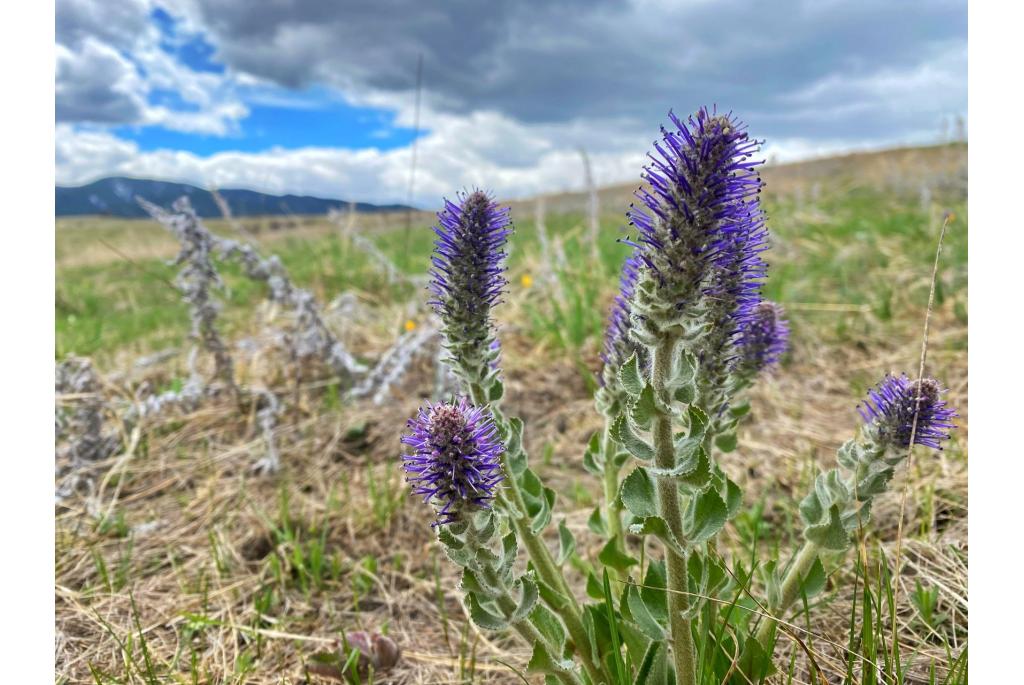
[55,0,966,206]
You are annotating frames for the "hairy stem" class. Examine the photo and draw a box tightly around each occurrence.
[754,541,820,646]
[650,336,697,685]
[469,381,609,685]
[481,558,585,685]
[601,421,627,582]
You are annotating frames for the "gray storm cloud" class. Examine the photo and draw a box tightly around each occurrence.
[186,0,965,140]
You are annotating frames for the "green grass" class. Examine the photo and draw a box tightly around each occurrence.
[56,189,968,364]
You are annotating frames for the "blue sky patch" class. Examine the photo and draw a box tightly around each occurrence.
[152,7,225,74]
[116,93,424,154]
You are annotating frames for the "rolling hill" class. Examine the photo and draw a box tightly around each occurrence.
[55,177,411,218]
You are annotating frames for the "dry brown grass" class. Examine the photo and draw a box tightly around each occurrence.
[55,296,967,684]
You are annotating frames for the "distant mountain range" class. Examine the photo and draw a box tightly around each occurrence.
[55,177,412,218]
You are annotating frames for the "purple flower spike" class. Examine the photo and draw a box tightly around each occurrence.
[401,397,505,525]
[625,106,768,331]
[738,301,789,374]
[601,251,645,381]
[429,190,512,353]
[858,374,958,450]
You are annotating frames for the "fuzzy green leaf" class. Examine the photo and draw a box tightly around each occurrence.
[842,499,872,532]
[687,405,710,438]
[531,603,567,650]
[437,527,473,566]
[628,516,687,557]
[815,469,850,511]
[598,535,638,571]
[618,353,644,397]
[535,576,574,612]
[498,532,518,581]
[620,467,658,519]
[676,444,713,492]
[687,551,728,599]
[459,567,488,596]
[856,462,894,500]
[673,382,696,405]
[675,350,697,384]
[505,417,526,475]
[738,625,775,680]
[633,640,670,685]
[509,576,539,623]
[799,489,824,527]
[582,446,602,476]
[488,379,504,402]
[714,431,738,453]
[646,436,701,479]
[641,561,668,620]
[521,468,556,534]
[611,415,656,462]
[556,519,576,566]
[729,400,751,418]
[587,506,607,536]
[836,439,859,470]
[527,642,576,674]
[798,556,827,600]
[724,476,743,519]
[466,592,509,631]
[761,560,782,609]
[629,384,659,430]
[805,504,851,550]
[582,432,603,475]
[683,487,728,544]
[625,583,667,640]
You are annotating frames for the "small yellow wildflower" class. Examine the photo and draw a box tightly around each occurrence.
[521,274,533,288]
[404,319,417,332]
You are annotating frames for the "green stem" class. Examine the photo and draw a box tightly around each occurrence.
[601,421,627,582]
[754,541,820,646]
[470,381,609,685]
[650,336,697,685]
[482,564,586,685]
[508,617,583,685]
[504,478,607,685]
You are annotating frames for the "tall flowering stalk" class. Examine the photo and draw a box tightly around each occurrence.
[429,190,510,399]
[609,107,769,685]
[418,190,608,684]
[755,373,957,645]
[592,252,645,567]
[400,398,583,685]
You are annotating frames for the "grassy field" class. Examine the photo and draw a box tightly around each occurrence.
[55,144,967,684]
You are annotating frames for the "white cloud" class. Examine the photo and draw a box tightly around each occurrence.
[56,110,651,206]
[55,0,248,134]
[59,94,941,208]
[56,0,154,50]
[56,39,149,124]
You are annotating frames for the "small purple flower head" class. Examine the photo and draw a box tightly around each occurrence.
[624,107,767,339]
[401,397,505,525]
[738,301,789,374]
[429,190,512,360]
[858,374,957,450]
[601,251,646,383]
